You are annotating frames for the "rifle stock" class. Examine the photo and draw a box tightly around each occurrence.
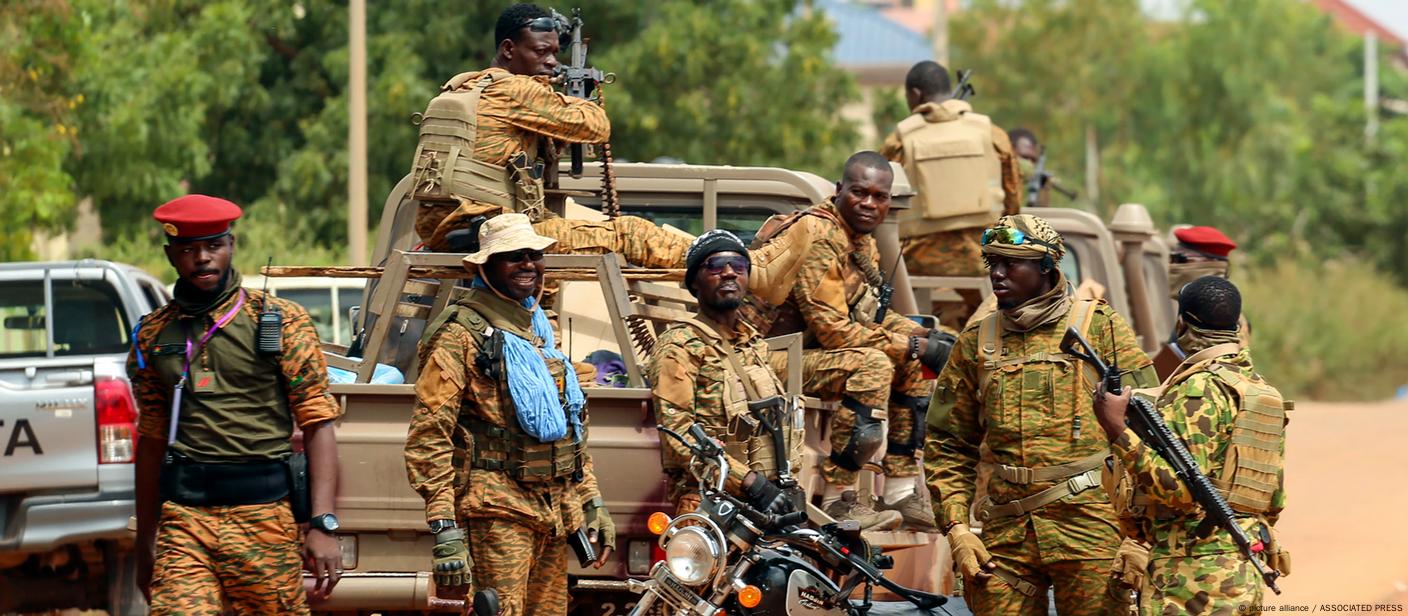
[1060,326,1281,594]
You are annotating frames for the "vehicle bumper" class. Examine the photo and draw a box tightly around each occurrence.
[304,572,462,612]
[0,482,135,553]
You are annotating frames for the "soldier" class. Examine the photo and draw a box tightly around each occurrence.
[881,60,1022,330]
[1095,276,1289,614]
[652,230,804,516]
[404,213,614,616]
[741,151,953,531]
[1164,225,1251,354]
[129,195,343,614]
[412,3,690,268]
[923,214,1156,615]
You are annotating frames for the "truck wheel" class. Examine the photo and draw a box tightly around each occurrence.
[103,543,148,616]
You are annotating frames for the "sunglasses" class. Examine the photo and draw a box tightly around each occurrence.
[520,16,570,45]
[497,249,545,264]
[702,255,749,275]
[981,227,1058,251]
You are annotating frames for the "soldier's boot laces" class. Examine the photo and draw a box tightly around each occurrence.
[824,491,902,531]
[877,492,940,533]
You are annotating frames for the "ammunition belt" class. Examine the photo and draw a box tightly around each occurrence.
[460,416,584,483]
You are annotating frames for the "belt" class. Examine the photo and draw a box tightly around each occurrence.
[990,567,1042,597]
[160,454,290,507]
[994,452,1106,485]
[977,468,1103,522]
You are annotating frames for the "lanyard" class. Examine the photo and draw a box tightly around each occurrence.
[168,290,247,445]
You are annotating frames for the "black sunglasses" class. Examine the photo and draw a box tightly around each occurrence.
[520,16,570,45]
[498,249,545,264]
[702,255,749,275]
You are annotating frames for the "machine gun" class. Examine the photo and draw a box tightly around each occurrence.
[1026,152,1078,207]
[549,8,613,179]
[953,69,975,101]
[1059,327,1282,595]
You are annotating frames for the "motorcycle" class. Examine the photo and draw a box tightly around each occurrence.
[625,424,948,616]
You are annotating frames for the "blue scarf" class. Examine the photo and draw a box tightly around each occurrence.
[472,277,584,443]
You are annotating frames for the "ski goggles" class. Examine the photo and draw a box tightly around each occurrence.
[981,227,1059,251]
[702,255,749,275]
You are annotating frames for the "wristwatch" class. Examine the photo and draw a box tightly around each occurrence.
[428,518,457,534]
[309,513,341,534]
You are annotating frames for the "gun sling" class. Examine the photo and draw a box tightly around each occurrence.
[976,453,1106,522]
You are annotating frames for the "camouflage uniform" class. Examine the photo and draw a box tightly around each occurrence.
[405,288,601,616]
[925,292,1155,615]
[129,277,341,615]
[882,104,1022,328]
[1112,346,1287,615]
[740,200,933,487]
[413,67,689,268]
[652,316,794,511]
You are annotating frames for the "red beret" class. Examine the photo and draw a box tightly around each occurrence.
[1173,226,1237,258]
[153,195,243,240]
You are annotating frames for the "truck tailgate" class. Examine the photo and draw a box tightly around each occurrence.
[0,365,100,493]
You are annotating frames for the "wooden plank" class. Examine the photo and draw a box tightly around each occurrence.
[263,264,684,282]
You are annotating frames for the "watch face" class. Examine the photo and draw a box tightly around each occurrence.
[319,514,341,532]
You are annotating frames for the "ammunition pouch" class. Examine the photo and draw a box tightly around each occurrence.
[828,397,886,472]
[507,153,547,222]
[159,451,291,507]
[886,391,930,457]
[460,417,585,482]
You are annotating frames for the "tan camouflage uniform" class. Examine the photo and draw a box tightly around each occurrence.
[413,67,689,268]
[882,106,1022,329]
[741,200,933,486]
[128,279,340,615]
[925,294,1155,615]
[1112,347,1287,615]
[652,317,786,510]
[405,289,601,616]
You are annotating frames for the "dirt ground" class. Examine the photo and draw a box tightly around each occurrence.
[1258,400,1408,611]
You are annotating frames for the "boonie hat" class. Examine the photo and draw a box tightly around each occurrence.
[462,213,556,266]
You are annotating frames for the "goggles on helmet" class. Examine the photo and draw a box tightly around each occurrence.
[981,227,1058,251]
[520,16,570,46]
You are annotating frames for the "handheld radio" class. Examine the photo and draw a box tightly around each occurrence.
[257,257,283,354]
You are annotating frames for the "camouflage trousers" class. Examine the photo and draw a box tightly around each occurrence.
[903,229,987,331]
[416,200,690,268]
[963,519,1126,616]
[767,347,932,486]
[1141,553,1263,616]
[466,517,568,616]
[148,501,308,616]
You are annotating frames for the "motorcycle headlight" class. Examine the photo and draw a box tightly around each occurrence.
[664,526,720,586]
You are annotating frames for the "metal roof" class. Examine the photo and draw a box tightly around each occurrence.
[817,0,934,69]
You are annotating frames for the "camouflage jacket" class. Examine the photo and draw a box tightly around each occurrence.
[651,316,780,502]
[880,103,1023,217]
[1112,348,1286,557]
[404,290,601,535]
[747,200,917,362]
[455,67,610,167]
[925,299,1155,561]
[127,282,340,460]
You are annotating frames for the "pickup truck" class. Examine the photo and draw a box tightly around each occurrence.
[0,259,169,615]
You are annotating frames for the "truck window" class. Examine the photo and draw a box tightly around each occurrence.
[337,288,362,345]
[620,206,779,245]
[1061,244,1084,285]
[276,288,336,343]
[0,279,131,358]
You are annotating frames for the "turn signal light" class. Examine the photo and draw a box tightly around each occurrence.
[738,584,763,608]
[647,511,672,535]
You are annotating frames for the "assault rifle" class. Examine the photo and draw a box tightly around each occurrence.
[953,69,975,101]
[1025,151,1078,207]
[549,8,612,178]
[1059,327,1282,595]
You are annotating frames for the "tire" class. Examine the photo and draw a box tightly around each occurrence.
[103,542,149,616]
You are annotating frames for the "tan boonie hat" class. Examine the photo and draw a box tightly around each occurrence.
[462,213,556,266]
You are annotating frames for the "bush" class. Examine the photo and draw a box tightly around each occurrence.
[1241,259,1408,401]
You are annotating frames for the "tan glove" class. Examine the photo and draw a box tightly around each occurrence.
[1109,537,1149,594]
[947,523,994,583]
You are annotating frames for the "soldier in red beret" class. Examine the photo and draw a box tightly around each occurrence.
[128,195,343,614]
[1159,225,1251,370]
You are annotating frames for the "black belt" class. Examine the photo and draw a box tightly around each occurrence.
[160,453,290,507]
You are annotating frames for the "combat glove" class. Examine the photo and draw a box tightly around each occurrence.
[921,330,957,374]
[1108,537,1149,593]
[432,528,473,589]
[584,501,617,554]
[947,523,994,583]
[742,472,793,515]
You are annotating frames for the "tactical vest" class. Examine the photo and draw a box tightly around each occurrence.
[974,298,1101,400]
[410,71,547,221]
[426,304,585,486]
[895,100,1004,238]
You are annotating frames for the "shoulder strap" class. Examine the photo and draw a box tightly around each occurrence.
[681,317,765,401]
[1162,343,1242,391]
[975,311,1002,396]
[1069,298,1100,340]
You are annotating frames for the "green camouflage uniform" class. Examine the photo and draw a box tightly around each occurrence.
[405,289,601,616]
[741,200,933,486]
[925,297,1155,615]
[1112,347,1286,616]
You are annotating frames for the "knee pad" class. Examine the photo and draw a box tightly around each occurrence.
[828,397,886,472]
[887,391,931,457]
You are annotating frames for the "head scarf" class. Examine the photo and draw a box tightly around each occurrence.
[980,214,1066,266]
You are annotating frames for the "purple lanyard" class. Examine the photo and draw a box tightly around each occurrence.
[168,290,247,444]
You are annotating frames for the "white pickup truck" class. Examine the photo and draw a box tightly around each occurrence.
[0,259,170,615]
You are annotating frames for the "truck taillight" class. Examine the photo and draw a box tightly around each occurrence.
[96,377,137,463]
